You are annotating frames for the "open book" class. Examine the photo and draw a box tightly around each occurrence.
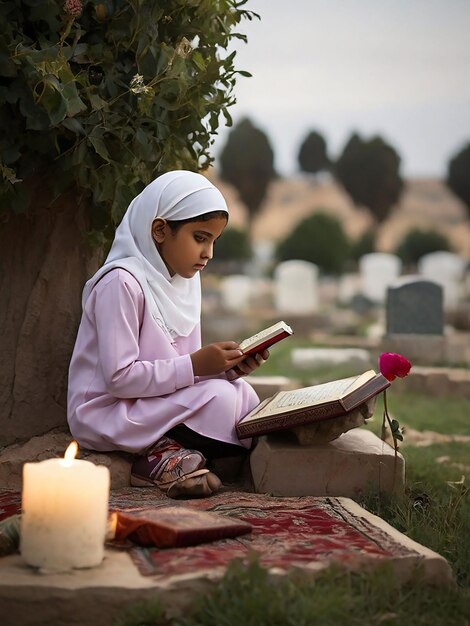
[239,320,293,356]
[236,369,390,439]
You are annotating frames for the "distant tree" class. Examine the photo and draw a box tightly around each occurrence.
[276,212,350,274]
[219,118,275,223]
[350,229,376,262]
[447,142,470,215]
[215,227,251,261]
[335,133,403,223]
[298,130,329,175]
[395,228,452,266]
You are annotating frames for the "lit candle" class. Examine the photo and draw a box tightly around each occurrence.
[20,441,110,572]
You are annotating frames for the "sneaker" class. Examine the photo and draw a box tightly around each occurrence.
[167,471,222,499]
[130,436,221,498]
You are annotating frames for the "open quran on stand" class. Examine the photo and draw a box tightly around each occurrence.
[236,369,391,439]
[239,320,293,356]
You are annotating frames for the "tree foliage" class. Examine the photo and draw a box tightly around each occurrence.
[395,228,452,265]
[218,117,275,220]
[335,133,403,223]
[0,0,257,235]
[276,212,350,274]
[446,142,470,215]
[298,130,329,175]
[350,229,376,262]
[214,227,251,261]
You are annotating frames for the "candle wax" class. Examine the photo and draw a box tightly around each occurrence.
[21,457,110,572]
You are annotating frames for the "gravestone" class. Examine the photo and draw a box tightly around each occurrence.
[274,260,318,314]
[418,251,466,307]
[359,253,402,304]
[386,277,443,335]
[337,273,361,304]
[220,275,253,312]
[252,240,275,276]
[291,347,371,369]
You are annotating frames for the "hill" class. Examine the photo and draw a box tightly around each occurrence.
[208,171,470,258]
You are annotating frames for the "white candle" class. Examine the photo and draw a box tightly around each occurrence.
[20,441,110,572]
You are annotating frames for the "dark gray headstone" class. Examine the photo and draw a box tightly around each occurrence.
[386,277,443,335]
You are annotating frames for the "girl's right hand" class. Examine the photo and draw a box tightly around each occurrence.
[190,342,245,376]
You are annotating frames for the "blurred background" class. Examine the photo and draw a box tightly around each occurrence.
[198,0,470,367]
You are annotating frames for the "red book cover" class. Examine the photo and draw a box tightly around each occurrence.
[239,321,293,356]
[113,506,252,548]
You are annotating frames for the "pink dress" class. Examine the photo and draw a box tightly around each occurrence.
[67,269,258,453]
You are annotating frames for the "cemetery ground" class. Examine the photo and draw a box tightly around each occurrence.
[112,343,470,626]
[2,301,469,624]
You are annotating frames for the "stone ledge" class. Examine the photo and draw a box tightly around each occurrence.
[0,432,132,491]
[250,428,404,497]
[0,496,452,626]
[395,365,470,398]
[0,549,217,626]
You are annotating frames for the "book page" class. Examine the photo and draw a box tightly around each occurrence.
[239,321,291,352]
[242,370,376,422]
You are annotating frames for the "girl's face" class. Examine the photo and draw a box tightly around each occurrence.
[152,215,228,278]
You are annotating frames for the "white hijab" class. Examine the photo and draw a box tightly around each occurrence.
[82,170,229,339]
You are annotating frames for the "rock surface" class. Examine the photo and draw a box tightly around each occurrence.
[250,428,405,497]
[0,431,132,490]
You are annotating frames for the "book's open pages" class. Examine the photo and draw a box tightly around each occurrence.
[242,369,376,423]
[239,321,293,353]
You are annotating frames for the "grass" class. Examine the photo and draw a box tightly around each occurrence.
[360,443,470,587]
[177,562,470,626]
[115,561,470,626]
[380,392,470,436]
[250,338,366,386]
[366,393,470,438]
[114,346,470,625]
[253,340,470,436]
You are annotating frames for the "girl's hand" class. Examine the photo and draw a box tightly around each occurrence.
[229,349,270,378]
[190,342,246,376]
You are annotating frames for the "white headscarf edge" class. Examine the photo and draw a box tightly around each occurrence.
[82,171,229,339]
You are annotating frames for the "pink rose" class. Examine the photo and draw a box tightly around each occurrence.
[379,352,412,382]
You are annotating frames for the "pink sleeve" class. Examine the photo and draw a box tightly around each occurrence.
[92,274,194,398]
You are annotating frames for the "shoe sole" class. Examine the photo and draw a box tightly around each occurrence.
[130,468,210,490]
[167,471,223,499]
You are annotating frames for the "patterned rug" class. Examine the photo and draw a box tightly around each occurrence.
[0,488,420,578]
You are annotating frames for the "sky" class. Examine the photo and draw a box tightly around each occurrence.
[212,0,470,179]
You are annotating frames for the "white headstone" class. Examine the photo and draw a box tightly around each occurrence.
[252,240,275,276]
[337,273,361,304]
[291,347,371,369]
[220,275,252,312]
[359,253,402,303]
[418,251,466,307]
[274,260,318,314]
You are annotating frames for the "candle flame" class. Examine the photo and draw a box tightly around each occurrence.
[64,440,79,462]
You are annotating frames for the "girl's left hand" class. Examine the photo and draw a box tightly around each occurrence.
[231,349,269,377]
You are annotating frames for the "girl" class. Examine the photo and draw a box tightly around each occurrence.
[67,171,267,498]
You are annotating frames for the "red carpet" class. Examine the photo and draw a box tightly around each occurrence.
[1,488,418,578]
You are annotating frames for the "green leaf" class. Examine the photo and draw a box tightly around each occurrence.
[192,51,206,71]
[89,136,110,161]
[89,93,107,111]
[1,0,252,232]
[62,118,85,134]
[39,80,68,125]
[62,86,87,117]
